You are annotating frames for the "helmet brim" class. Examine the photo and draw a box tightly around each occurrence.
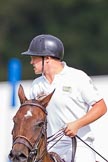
[21,50,43,56]
[21,50,58,57]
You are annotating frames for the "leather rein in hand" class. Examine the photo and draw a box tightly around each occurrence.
[47,128,77,162]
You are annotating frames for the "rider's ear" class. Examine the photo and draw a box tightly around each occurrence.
[18,84,28,104]
[40,90,55,108]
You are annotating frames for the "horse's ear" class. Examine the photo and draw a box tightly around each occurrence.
[40,90,55,108]
[18,84,28,104]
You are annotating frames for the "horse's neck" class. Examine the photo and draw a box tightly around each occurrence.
[38,139,53,162]
[42,153,53,162]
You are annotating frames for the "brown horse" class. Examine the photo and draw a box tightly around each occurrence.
[8,84,64,162]
[8,85,102,162]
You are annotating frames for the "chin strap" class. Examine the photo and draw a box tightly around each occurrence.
[42,56,44,73]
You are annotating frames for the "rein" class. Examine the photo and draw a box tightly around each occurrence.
[76,135,108,162]
[48,131,108,162]
[47,128,77,162]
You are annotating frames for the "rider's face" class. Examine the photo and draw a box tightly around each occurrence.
[30,56,43,74]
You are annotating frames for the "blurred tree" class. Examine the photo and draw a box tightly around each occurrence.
[0,0,108,81]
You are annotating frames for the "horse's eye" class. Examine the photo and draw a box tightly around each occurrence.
[37,121,44,128]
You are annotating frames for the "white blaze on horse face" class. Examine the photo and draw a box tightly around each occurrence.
[24,110,33,118]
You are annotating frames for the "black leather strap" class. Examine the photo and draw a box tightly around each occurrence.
[71,137,77,162]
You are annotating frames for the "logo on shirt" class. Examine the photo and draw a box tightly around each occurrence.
[62,86,72,93]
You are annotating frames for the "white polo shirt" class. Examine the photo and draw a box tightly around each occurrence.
[30,62,102,160]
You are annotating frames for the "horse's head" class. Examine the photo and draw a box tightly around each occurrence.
[9,84,54,162]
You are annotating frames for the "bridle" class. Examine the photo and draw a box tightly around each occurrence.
[12,101,48,162]
[11,101,77,162]
[20,100,47,114]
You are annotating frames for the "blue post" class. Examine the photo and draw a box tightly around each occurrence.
[8,58,22,107]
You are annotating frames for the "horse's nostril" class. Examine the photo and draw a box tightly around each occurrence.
[8,150,27,161]
[8,150,14,160]
[18,153,27,161]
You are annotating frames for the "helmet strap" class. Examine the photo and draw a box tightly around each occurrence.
[42,56,44,73]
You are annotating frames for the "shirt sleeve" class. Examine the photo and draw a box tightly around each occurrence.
[79,73,103,106]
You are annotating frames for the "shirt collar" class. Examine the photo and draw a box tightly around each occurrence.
[42,61,68,83]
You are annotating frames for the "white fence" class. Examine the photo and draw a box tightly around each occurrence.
[0,76,108,162]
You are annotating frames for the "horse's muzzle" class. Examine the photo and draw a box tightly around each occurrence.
[8,150,28,162]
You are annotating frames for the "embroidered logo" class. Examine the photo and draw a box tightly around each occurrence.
[62,86,72,93]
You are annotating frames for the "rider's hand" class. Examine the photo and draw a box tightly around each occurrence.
[64,121,79,137]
